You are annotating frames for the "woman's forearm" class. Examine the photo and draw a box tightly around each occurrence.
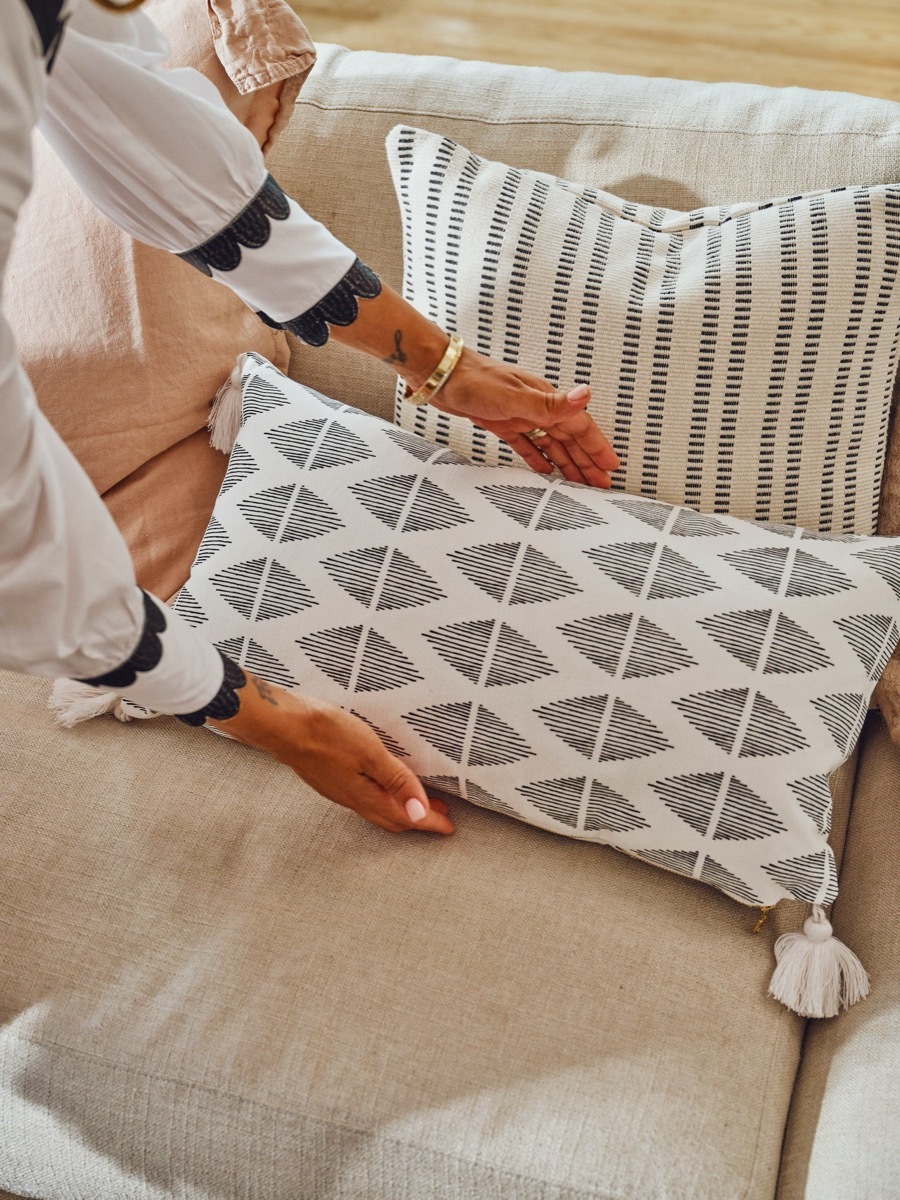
[328,281,451,390]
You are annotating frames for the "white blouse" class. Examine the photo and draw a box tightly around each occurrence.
[1,0,366,720]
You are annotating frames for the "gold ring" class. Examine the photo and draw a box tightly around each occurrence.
[524,428,549,442]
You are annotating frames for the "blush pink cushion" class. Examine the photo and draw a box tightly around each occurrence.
[5,0,314,602]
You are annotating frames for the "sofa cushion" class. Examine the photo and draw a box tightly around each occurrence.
[387,127,900,538]
[0,668,859,1199]
[777,709,900,1199]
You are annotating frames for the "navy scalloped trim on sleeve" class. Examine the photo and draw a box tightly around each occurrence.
[77,590,165,689]
[177,175,291,276]
[256,258,383,347]
[174,652,247,726]
[22,0,68,70]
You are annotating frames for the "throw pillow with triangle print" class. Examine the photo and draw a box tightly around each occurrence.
[178,353,900,1016]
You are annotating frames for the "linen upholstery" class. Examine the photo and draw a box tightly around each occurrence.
[777,711,900,1199]
[0,670,857,1200]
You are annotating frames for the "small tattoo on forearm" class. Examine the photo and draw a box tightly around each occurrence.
[382,330,408,366]
[255,678,280,707]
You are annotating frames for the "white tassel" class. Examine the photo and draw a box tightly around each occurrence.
[768,904,870,1018]
[48,680,158,728]
[207,353,248,453]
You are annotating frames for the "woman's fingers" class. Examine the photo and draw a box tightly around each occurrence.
[363,751,456,835]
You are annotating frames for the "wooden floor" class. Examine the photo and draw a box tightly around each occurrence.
[299,0,899,102]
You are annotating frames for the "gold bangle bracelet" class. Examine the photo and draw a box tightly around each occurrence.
[402,333,464,406]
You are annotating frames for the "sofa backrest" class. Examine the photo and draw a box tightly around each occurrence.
[268,44,900,425]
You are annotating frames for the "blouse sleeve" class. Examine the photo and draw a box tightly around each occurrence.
[1,0,230,720]
[38,2,379,342]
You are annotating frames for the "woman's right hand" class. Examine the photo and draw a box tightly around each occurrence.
[208,672,454,836]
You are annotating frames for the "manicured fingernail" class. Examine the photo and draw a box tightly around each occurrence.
[405,798,427,822]
[567,384,590,402]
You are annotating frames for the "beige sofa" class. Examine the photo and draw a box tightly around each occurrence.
[1,44,899,1200]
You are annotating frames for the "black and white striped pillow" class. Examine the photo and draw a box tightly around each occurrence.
[387,126,900,536]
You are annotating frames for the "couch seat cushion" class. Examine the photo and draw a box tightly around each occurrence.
[0,670,859,1199]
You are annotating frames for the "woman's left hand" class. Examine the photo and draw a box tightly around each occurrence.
[430,346,620,487]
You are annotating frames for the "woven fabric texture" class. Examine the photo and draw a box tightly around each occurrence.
[389,127,900,537]
[0,669,859,1199]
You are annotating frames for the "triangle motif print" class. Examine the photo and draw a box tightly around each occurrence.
[447,542,518,602]
[698,610,832,674]
[239,485,344,543]
[215,636,298,689]
[516,776,586,827]
[422,618,493,684]
[296,626,420,692]
[511,546,582,605]
[635,849,700,877]
[535,694,671,761]
[488,622,559,686]
[649,547,721,600]
[670,510,737,538]
[834,613,899,680]
[789,774,832,836]
[309,422,375,470]
[241,374,291,418]
[538,489,608,532]
[625,616,696,677]
[602,492,673,531]
[350,475,472,532]
[355,628,421,692]
[265,418,326,469]
[672,687,747,753]
[699,858,761,904]
[423,620,557,686]
[448,543,581,605]
[721,547,856,597]
[404,702,535,765]
[321,547,445,611]
[195,516,231,565]
[559,613,631,676]
[559,614,696,678]
[296,624,362,688]
[672,688,808,757]
[811,693,868,754]
[763,849,838,905]
[464,780,520,816]
[352,711,409,757]
[584,541,655,597]
[650,772,786,840]
[220,444,258,493]
[477,484,544,527]
[209,558,316,620]
[696,609,770,671]
[854,546,900,600]
[172,587,207,627]
[586,780,650,833]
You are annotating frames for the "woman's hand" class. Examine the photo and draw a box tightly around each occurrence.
[208,673,454,836]
[328,282,620,488]
[430,346,620,487]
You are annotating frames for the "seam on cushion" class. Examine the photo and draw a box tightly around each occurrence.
[295,99,900,140]
[8,1031,640,1199]
[742,1006,801,1200]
